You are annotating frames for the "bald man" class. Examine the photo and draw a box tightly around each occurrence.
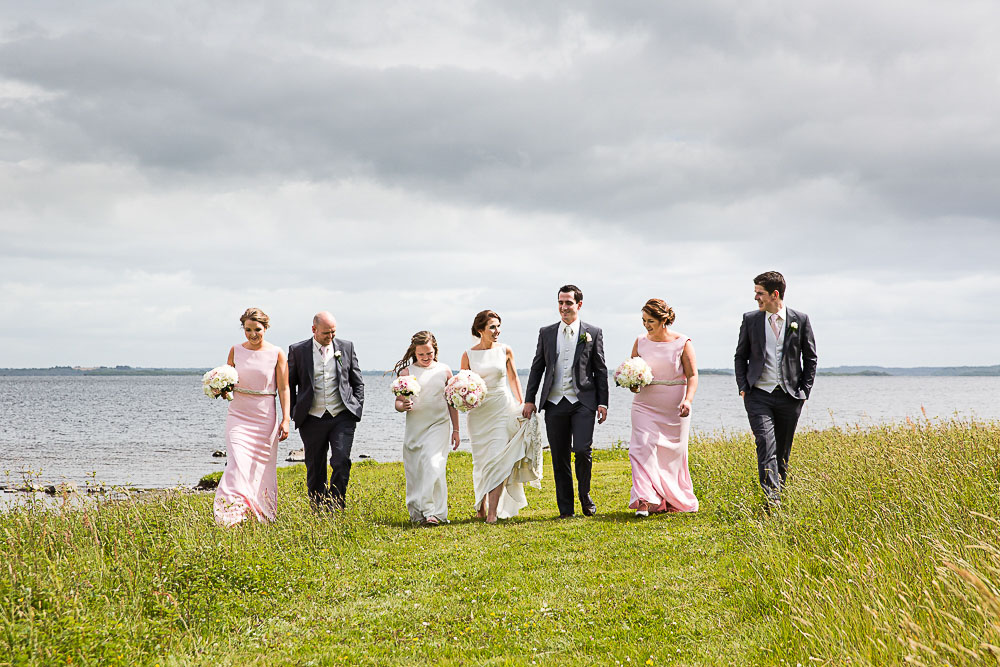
[288,311,365,508]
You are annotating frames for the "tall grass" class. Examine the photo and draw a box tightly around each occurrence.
[739,420,1000,664]
[1,421,997,665]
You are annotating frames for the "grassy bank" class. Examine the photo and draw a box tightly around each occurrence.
[2,421,998,665]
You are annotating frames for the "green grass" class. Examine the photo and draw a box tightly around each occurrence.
[2,420,999,665]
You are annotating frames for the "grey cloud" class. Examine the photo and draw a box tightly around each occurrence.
[3,2,996,231]
[2,1,1000,368]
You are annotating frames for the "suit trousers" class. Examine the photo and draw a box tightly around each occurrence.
[298,410,357,508]
[544,398,596,515]
[744,386,804,499]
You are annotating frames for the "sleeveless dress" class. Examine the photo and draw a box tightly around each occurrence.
[401,362,453,523]
[214,344,281,526]
[628,334,699,513]
[466,344,542,519]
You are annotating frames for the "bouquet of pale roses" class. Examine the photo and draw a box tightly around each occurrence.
[391,375,422,398]
[444,370,488,412]
[614,357,653,390]
[203,365,239,400]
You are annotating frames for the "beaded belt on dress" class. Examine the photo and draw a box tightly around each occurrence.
[649,380,687,386]
[234,387,277,396]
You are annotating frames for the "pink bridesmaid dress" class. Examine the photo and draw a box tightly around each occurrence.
[214,345,280,525]
[628,334,699,513]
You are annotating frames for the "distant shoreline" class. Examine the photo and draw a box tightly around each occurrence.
[0,366,392,377]
[2,364,999,377]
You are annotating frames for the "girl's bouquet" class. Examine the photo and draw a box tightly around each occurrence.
[391,375,422,399]
[614,357,653,390]
[202,365,239,400]
[445,370,488,412]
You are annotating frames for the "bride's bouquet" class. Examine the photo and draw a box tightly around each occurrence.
[445,370,488,412]
[202,365,239,401]
[391,375,422,398]
[614,357,653,390]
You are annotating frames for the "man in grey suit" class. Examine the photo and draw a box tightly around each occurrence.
[734,271,818,503]
[288,311,365,508]
[523,285,609,518]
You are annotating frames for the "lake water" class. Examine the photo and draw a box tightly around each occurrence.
[1,374,998,489]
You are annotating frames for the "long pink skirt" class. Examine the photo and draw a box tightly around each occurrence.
[213,392,279,525]
[628,384,699,513]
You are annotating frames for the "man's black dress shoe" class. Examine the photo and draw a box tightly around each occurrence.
[558,513,574,519]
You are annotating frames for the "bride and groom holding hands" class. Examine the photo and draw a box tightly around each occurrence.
[405,284,608,525]
[212,272,817,526]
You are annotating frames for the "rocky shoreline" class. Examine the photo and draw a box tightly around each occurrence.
[0,447,388,501]
[1,448,314,499]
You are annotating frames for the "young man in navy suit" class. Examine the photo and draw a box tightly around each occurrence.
[734,271,818,504]
[523,285,609,518]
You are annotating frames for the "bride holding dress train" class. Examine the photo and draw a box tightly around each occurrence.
[461,309,542,524]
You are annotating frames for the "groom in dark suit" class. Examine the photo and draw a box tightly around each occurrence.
[734,271,818,503]
[523,285,609,518]
[288,311,365,508]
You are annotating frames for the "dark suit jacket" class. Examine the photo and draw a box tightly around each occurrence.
[288,337,365,427]
[734,308,817,400]
[524,321,609,412]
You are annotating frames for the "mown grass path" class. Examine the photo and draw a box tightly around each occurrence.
[3,422,999,665]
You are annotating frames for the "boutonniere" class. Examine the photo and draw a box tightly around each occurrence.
[789,321,799,332]
[334,350,342,364]
[579,331,592,344]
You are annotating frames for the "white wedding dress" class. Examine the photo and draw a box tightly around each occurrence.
[466,344,542,519]
[402,362,453,522]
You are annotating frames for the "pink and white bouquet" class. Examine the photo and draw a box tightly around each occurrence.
[444,370,488,412]
[391,375,422,398]
[203,365,239,400]
[614,357,653,390]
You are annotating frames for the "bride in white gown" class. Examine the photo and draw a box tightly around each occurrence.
[461,310,542,524]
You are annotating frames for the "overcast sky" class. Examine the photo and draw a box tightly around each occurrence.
[1,1,998,371]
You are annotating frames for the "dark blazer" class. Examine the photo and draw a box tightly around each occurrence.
[287,337,365,426]
[524,321,609,412]
[734,308,817,400]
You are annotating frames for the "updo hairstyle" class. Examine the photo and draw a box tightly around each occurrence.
[642,299,675,326]
[240,307,270,329]
[471,309,502,337]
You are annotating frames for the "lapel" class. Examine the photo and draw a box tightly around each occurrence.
[572,322,587,367]
[546,324,559,363]
[330,338,342,378]
[781,310,797,355]
[300,339,316,390]
[755,310,768,358]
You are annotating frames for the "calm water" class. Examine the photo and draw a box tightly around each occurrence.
[1,374,998,489]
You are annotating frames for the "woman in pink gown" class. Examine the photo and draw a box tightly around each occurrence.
[214,307,291,526]
[627,299,699,516]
